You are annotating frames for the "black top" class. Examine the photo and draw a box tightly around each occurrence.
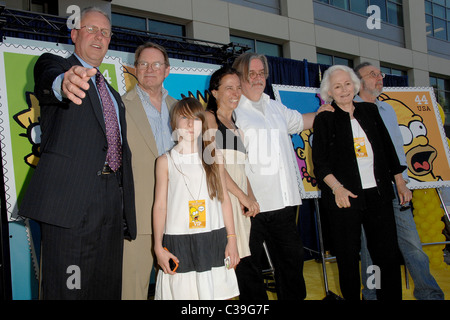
[312,101,406,210]
[213,112,246,154]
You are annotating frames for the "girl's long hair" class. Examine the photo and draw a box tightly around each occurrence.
[170,97,224,201]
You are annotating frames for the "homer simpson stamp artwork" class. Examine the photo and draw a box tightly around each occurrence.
[273,85,450,198]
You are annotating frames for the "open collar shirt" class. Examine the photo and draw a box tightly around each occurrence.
[135,84,174,156]
[52,53,122,139]
[235,93,304,212]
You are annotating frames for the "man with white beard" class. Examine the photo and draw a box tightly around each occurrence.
[232,52,330,300]
[354,62,444,300]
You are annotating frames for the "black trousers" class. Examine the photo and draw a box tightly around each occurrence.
[328,187,402,300]
[237,206,306,300]
[40,172,124,300]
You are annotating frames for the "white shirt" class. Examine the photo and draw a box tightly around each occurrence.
[235,93,304,212]
[350,119,377,189]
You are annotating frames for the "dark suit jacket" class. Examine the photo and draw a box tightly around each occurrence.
[312,101,406,210]
[19,53,137,239]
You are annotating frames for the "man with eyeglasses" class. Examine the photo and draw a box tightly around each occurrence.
[354,62,444,300]
[19,7,136,299]
[231,52,330,300]
[121,42,177,300]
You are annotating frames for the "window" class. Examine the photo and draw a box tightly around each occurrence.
[434,17,447,40]
[317,53,353,67]
[350,0,369,15]
[426,14,434,36]
[370,0,388,22]
[230,35,283,57]
[430,75,450,124]
[316,0,404,26]
[30,0,58,15]
[380,66,406,76]
[148,20,184,38]
[257,40,283,57]
[331,0,349,10]
[425,0,450,41]
[387,1,403,26]
[220,0,281,15]
[317,53,333,65]
[112,13,185,38]
[111,13,146,31]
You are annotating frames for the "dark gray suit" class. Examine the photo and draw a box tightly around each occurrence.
[19,53,136,299]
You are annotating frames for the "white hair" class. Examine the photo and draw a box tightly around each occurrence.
[320,65,361,103]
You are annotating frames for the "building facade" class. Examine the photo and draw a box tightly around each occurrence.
[4,0,450,123]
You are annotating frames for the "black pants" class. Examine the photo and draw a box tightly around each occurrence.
[40,172,124,300]
[328,187,402,300]
[237,206,306,300]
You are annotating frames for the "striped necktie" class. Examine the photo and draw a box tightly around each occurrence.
[96,69,122,171]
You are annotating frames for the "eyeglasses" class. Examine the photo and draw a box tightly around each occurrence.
[248,71,268,80]
[364,71,386,79]
[80,25,112,38]
[136,61,166,71]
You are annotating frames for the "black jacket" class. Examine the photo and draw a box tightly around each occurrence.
[312,101,406,210]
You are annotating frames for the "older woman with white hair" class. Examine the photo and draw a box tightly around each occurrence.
[312,65,408,300]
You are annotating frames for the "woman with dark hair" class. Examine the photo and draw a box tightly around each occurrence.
[205,66,262,299]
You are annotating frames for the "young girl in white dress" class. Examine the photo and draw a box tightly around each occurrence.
[153,97,240,300]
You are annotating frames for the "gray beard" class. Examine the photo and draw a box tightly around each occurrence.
[368,87,383,98]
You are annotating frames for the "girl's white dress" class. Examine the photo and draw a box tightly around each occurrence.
[154,149,239,300]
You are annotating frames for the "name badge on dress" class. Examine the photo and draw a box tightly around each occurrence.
[189,199,206,229]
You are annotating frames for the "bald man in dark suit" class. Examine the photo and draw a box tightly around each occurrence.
[19,7,136,299]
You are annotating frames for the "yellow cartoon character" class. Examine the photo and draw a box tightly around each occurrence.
[13,92,41,168]
[189,206,200,224]
[354,138,368,158]
[296,130,318,188]
[188,200,206,229]
[379,93,441,182]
